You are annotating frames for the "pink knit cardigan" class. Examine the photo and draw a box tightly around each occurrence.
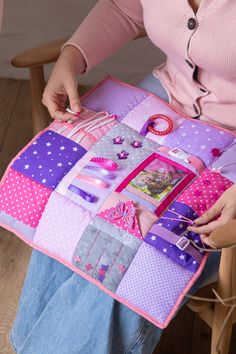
[65,0,236,130]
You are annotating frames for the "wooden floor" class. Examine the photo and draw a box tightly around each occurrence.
[0,78,235,354]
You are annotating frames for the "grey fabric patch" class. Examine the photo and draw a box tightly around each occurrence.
[72,216,142,292]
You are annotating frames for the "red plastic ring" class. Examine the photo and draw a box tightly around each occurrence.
[147,114,174,136]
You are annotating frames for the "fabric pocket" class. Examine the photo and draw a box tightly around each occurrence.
[211,141,236,183]
[145,201,203,273]
[72,216,142,292]
[115,152,196,216]
[165,120,235,167]
[99,191,158,240]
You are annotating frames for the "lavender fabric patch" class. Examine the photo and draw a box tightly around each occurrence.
[81,78,148,121]
[72,217,141,292]
[116,242,193,323]
[211,141,236,183]
[13,130,87,190]
[165,120,234,166]
[145,201,203,272]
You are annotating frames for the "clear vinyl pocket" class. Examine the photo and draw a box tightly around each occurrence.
[115,152,196,216]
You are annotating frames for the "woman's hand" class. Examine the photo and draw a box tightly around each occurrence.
[202,220,236,249]
[188,184,236,247]
[42,45,86,122]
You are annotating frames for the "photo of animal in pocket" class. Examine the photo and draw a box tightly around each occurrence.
[116,153,196,215]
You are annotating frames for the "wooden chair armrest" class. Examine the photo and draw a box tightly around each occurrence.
[11,37,69,68]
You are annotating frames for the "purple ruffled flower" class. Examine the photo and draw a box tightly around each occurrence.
[117,151,129,160]
[131,141,142,148]
[113,136,124,144]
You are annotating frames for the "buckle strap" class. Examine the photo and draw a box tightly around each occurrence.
[149,224,203,264]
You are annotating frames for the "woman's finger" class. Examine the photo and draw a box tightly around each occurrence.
[188,218,223,234]
[192,200,222,226]
[53,110,75,121]
[64,79,81,113]
[200,234,217,248]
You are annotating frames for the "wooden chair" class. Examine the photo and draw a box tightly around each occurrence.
[11,36,236,354]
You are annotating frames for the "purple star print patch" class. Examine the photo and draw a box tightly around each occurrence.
[145,201,203,272]
[13,130,87,190]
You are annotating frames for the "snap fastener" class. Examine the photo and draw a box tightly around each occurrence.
[187,18,197,30]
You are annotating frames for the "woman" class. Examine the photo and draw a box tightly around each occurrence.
[10,1,236,353]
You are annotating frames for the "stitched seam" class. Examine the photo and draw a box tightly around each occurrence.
[9,332,18,353]
[124,320,148,354]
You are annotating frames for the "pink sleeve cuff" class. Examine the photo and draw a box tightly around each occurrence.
[61,0,144,74]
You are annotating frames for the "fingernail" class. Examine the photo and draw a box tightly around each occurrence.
[74,105,81,113]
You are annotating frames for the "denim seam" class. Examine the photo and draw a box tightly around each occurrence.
[124,319,149,354]
[9,332,18,353]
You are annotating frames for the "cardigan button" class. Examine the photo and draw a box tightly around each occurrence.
[187,18,197,30]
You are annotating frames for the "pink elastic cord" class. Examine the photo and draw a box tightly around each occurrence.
[160,216,194,225]
[166,209,194,223]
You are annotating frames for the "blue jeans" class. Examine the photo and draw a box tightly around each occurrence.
[10,73,220,354]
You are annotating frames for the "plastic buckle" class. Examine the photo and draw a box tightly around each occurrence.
[176,236,190,251]
[168,148,190,163]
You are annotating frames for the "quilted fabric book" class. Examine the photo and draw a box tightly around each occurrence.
[0,77,235,328]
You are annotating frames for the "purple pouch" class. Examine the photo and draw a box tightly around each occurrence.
[165,120,235,166]
[145,201,204,272]
[211,141,236,182]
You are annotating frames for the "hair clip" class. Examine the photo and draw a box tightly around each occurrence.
[76,174,108,188]
[83,165,115,180]
[68,184,97,203]
[90,157,118,171]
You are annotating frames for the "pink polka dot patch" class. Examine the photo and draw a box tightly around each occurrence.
[177,169,233,216]
[0,168,51,228]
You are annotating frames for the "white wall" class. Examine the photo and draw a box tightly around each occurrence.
[0,0,165,85]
